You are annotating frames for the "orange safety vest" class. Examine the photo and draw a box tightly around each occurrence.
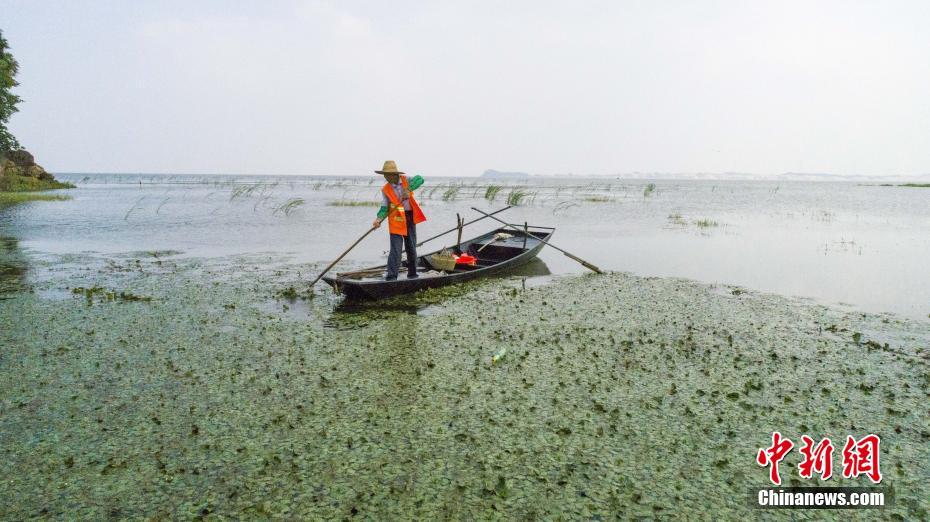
[382,175,427,236]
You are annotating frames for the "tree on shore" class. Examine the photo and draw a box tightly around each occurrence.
[0,29,23,154]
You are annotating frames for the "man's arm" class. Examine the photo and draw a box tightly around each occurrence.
[373,192,389,228]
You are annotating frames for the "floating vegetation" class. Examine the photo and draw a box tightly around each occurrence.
[667,213,687,226]
[70,285,153,303]
[583,196,611,203]
[0,256,927,519]
[693,218,719,228]
[273,197,306,216]
[140,250,183,258]
[327,200,379,207]
[278,286,300,299]
[643,183,656,198]
[484,184,503,202]
[899,183,930,188]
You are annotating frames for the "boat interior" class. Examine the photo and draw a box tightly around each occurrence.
[334,228,551,281]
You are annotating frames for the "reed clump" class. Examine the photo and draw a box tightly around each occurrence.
[484,185,503,202]
[442,186,461,201]
[507,189,529,206]
[693,219,719,228]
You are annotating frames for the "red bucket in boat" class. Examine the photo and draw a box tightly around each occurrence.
[455,254,477,265]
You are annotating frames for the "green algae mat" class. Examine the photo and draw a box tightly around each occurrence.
[1,251,928,519]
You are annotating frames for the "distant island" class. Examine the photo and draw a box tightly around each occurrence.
[481,169,531,180]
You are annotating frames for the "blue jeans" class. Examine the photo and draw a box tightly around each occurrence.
[386,211,417,279]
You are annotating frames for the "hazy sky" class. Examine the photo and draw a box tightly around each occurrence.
[2,0,929,176]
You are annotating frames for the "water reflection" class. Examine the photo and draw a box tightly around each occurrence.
[0,236,27,298]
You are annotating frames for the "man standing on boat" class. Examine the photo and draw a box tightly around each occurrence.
[371,161,427,280]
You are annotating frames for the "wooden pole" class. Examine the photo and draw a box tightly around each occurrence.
[416,206,512,247]
[470,207,603,274]
[308,225,379,287]
[456,213,463,251]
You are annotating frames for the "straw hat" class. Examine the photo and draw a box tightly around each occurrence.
[375,160,405,175]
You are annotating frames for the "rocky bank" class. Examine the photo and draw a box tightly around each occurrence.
[0,149,72,191]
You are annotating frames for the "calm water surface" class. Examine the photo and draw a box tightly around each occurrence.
[2,174,928,319]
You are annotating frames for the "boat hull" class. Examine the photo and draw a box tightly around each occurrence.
[322,227,553,300]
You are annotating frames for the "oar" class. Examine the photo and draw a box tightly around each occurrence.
[308,224,378,287]
[417,205,512,247]
[470,207,603,274]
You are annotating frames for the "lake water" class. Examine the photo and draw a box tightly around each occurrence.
[2,173,928,320]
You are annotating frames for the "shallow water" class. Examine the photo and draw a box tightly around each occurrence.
[3,173,928,319]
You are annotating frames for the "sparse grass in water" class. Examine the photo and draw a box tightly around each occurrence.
[643,183,656,198]
[507,188,528,206]
[693,219,719,228]
[273,198,306,216]
[667,213,687,226]
[442,186,461,201]
[484,185,503,202]
[327,200,380,207]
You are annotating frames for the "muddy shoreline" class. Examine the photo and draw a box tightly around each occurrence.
[1,251,928,519]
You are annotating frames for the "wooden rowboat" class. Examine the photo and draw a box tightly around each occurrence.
[322,226,554,299]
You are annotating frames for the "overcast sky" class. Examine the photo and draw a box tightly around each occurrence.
[2,0,929,176]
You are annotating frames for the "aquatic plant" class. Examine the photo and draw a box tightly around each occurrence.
[506,189,528,206]
[693,219,719,228]
[0,192,71,204]
[71,285,152,303]
[900,183,930,188]
[667,213,687,226]
[552,201,579,214]
[327,200,379,207]
[273,198,305,216]
[124,196,146,220]
[643,183,656,198]
[442,186,461,201]
[484,184,503,202]
[583,196,611,203]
